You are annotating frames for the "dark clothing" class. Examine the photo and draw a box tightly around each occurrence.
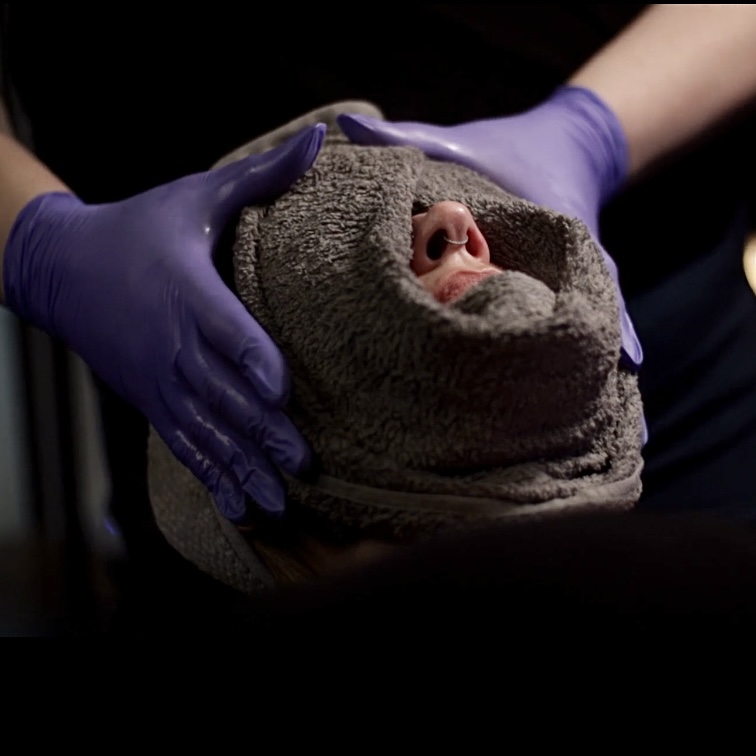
[3,5,756,632]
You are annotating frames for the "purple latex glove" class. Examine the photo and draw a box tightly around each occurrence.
[4,124,326,523]
[338,86,643,370]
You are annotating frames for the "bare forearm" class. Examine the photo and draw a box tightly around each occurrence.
[0,132,70,302]
[570,4,756,177]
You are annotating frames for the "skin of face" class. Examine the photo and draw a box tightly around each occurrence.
[411,201,503,304]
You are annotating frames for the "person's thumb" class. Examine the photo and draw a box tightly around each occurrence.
[337,113,404,146]
[209,123,326,225]
[337,115,471,165]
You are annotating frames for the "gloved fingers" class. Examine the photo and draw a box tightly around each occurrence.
[595,242,643,370]
[150,406,249,523]
[337,114,457,162]
[157,384,289,519]
[641,418,649,447]
[339,114,503,199]
[208,123,326,225]
[175,326,312,477]
[192,272,292,406]
[620,307,644,370]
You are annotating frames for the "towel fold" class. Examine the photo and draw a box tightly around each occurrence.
[148,102,644,595]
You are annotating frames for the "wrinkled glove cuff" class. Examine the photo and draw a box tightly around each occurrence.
[549,85,629,206]
[4,192,83,336]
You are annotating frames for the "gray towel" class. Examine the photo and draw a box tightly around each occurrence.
[148,102,644,595]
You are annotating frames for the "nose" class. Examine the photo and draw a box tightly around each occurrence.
[411,201,490,275]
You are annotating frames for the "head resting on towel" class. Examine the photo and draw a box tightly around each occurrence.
[148,102,644,594]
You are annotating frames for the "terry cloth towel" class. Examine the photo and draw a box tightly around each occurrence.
[148,101,644,596]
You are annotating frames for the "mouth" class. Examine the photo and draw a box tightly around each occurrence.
[436,269,501,304]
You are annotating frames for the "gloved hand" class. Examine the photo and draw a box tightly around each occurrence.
[4,124,326,523]
[338,86,643,369]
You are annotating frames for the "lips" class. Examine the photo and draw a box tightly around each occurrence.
[436,269,500,304]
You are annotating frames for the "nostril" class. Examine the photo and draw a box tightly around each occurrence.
[427,229,447,261]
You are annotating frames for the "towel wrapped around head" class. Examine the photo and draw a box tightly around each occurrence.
[147,102,644,595]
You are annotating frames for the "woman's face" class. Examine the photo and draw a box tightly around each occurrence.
[411,201,503,304]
